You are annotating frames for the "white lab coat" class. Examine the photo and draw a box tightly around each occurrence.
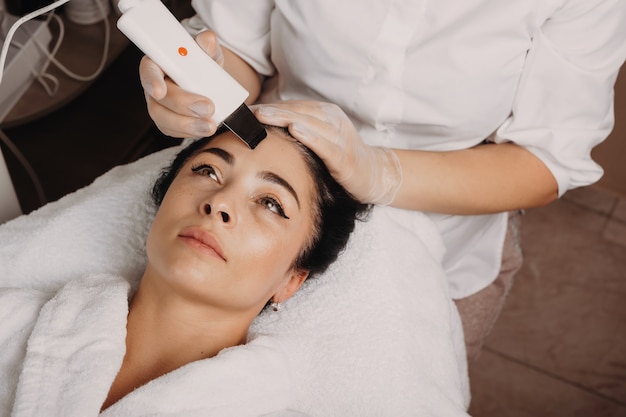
[191,0,626,297]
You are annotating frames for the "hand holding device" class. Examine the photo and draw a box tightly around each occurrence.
[138,30,224,138]
[255,101,403,205]
[117,0,266,148]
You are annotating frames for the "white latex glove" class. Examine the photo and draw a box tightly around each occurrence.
[255,101,402,205]
[138,30,224,138]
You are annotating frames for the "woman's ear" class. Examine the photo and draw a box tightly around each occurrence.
[273,269,309,304]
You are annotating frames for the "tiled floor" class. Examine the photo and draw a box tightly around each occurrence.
[468,186,626,416]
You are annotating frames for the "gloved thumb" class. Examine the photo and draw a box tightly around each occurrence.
[195,30,225,66]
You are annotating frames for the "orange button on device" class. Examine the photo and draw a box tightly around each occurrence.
[178,47,188,56]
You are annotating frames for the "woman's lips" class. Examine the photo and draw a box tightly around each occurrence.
[178,227,226,261]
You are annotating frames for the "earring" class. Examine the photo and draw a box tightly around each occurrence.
[271,302,282,312]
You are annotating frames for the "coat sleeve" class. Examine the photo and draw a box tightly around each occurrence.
[494,0,626,195]
[191,0,276,77]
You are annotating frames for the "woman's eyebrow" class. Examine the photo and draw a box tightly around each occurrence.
[260,171,301,209]
[199,147,234,164]
[198,147,301,208]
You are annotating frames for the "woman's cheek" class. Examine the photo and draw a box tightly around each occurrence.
[240,226,295,270]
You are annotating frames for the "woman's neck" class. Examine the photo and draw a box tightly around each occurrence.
[102,270,253,410]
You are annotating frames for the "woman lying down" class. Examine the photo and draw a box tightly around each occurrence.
[0,126,368,415]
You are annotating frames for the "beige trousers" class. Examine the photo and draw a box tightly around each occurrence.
[454,211,524,360]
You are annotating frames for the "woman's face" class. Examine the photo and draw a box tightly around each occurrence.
[146,130,315,315]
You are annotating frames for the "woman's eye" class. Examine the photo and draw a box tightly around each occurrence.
[191,164,219,182]
[260,196,289,219]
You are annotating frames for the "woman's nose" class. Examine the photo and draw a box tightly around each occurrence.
[203,203,233,224]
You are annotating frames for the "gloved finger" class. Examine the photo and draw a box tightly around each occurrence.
[289,121,352,177]
[139,56,167,100]
[253,105,354,180]
[194,30,224,66]
[147,91,217,138]
[140,54,216,125]
[155,75,216,119]
[254,101,345,126]
[141,66,217,137]
[254,105,343,148]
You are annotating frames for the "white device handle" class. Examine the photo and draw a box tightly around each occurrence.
[117,0,248,125]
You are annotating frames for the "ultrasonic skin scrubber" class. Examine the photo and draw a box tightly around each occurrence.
[117,0,266,148]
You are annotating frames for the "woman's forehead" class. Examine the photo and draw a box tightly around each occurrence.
[196,130,314,188]
[200,129,304,163]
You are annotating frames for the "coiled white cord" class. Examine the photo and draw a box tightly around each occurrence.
[0,0,71,85]
[0,0,113,208]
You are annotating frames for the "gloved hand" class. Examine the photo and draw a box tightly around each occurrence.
[255,101,403,205]
[139,30,223,138]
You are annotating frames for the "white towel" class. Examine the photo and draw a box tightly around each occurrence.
[251,206,470,416]
[0,146,470,416]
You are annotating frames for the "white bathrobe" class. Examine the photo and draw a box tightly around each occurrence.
[0,274,295,417]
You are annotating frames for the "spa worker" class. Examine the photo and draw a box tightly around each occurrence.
[137,0,626,359]
[1,126,368,415]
